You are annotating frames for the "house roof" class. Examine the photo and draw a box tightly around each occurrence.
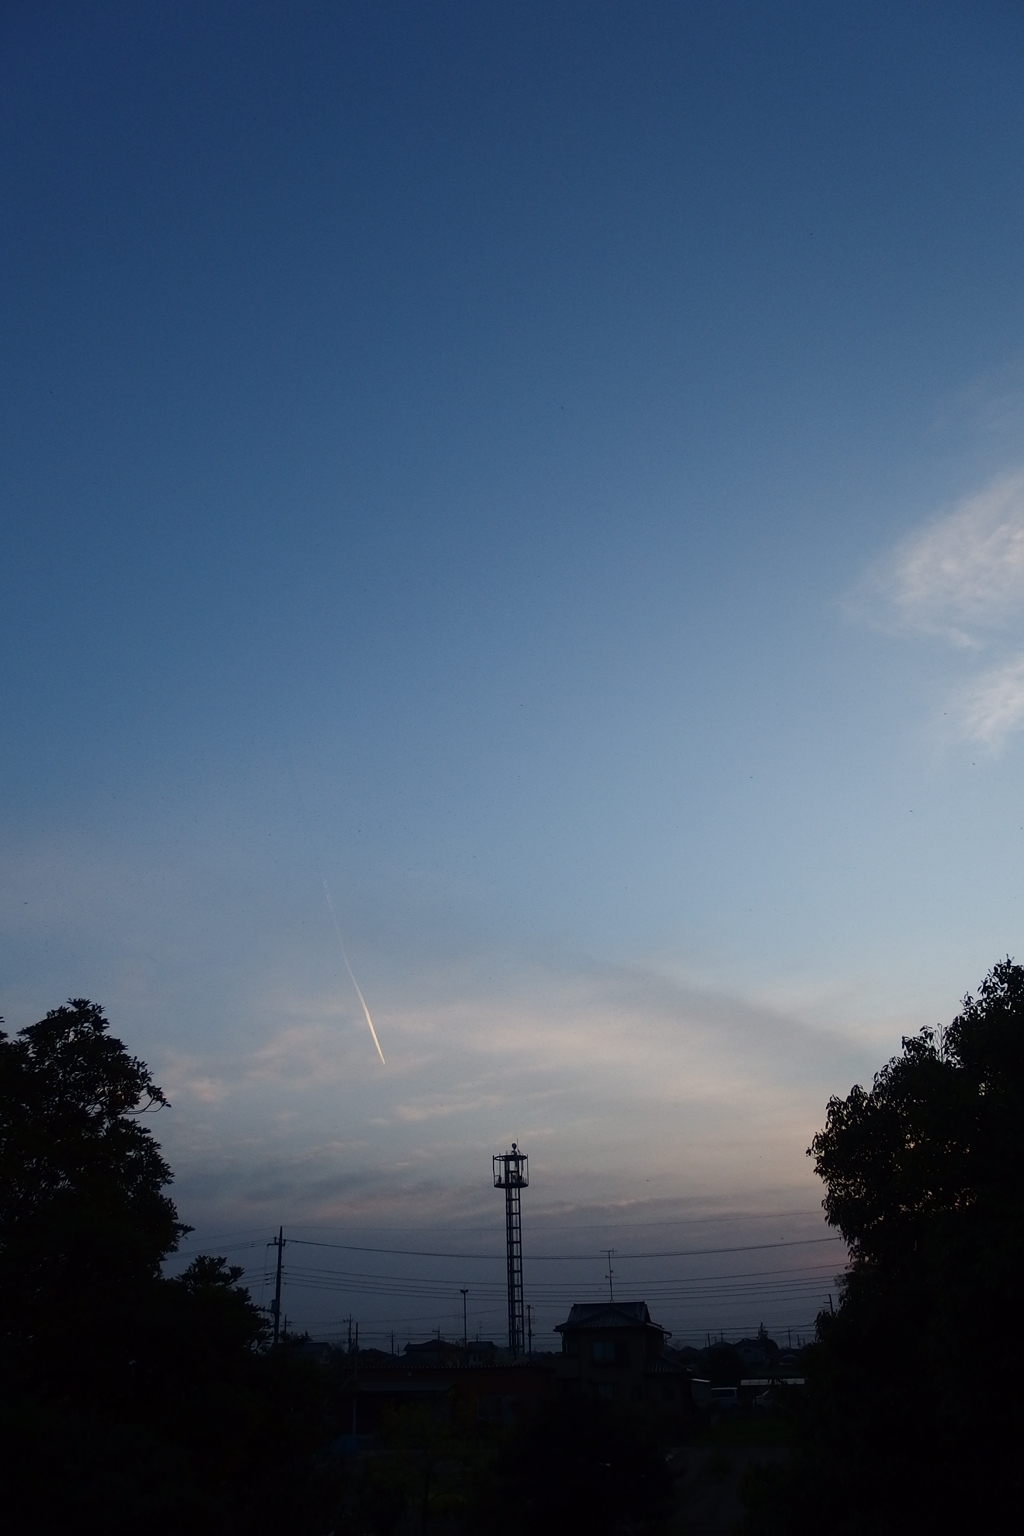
[404,1339,465,1358]
[644,1357,684,1376]
[555,1301,666,1334]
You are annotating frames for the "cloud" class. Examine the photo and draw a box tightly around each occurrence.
[864,471,1024,644]
[150,950,874,1234]
[853,470,1024,748]
[955,653,1024,748]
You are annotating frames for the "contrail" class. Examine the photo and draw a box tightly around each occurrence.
[322,877,386,1067]
[285,755,387,1066]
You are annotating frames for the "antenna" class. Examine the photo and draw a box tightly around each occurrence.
[493,1143,529,1357]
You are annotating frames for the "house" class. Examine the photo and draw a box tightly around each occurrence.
[340,1348,555,1434]
[403,1337,466,1368]
[554,1301,688,1410]
[733,1332,780,1374]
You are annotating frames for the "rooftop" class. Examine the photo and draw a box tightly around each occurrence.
[555,1301,666,1334]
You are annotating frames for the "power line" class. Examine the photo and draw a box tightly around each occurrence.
[612,1236,843,1260]
[286,1233,842,1262]
[174,1220,843,1340]
[279,1258,840,1291]
[276,1260,843,1307]
[172,1213,833,1260]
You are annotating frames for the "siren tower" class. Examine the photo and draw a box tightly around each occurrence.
[493,1143,529,1357]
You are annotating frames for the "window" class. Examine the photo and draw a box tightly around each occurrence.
[592,1338,629,1364]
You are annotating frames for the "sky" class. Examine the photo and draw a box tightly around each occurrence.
[4,0,1024,1346]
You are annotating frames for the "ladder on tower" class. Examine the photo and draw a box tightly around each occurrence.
[493,1144,529,1357]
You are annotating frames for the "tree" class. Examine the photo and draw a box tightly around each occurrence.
[743,960,1024,1535]
[0,998,186,1385]
[473,1395,672,1535]
[0,1001,339,1536]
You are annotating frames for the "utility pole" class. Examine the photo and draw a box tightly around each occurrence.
[604,1249,616,1302]
[460,1288,469,1351]
[270,1227,286,1346]
[526,1303,533,1358]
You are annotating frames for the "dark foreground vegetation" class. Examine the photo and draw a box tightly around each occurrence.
[0,1001,336,1533]
[743,959,1024,1535]
[3,963,1024,1533]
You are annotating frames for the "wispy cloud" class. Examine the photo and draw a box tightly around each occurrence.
[863,471,1024,645]
[955,653,1024,746]
[857,470,1024,747]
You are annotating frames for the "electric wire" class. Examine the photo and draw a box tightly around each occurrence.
[172,1222,845,1340]
[287,1233,843,1262]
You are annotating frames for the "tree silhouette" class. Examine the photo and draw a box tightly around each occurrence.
[0,1002,336,1536]
[0,999,186,1387]
[744,960,1024,1535]
[474,1395,671,1535]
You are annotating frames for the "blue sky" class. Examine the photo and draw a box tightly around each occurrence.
[4,1,1024,1343]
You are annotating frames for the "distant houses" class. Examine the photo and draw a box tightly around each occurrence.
[553,1301,688,1409]
[308,1299,813,1448]
[331,1298,693,1435]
